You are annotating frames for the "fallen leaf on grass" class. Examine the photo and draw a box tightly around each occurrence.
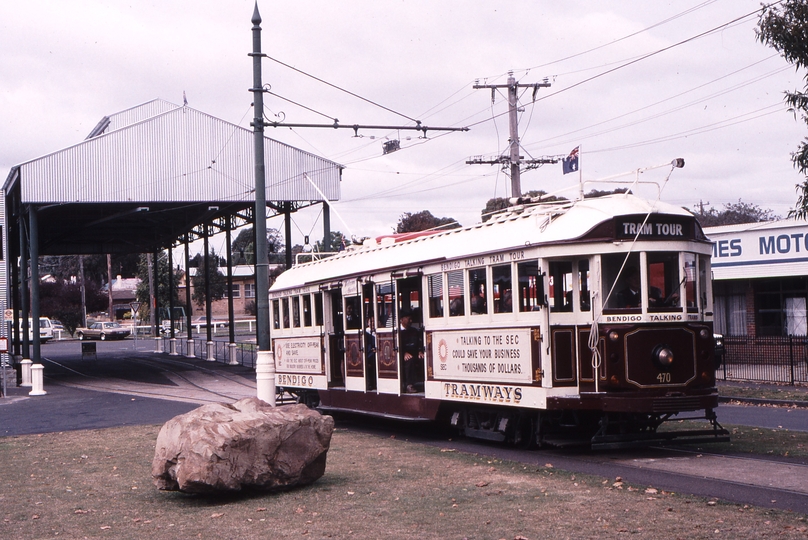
[210,513,224,519]
[476,481,489,488]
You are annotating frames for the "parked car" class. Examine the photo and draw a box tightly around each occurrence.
[76,321,131,341]
[18,317,54,343]
[191,316,228,329]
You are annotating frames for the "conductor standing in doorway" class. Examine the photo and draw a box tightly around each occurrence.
[399,308,424,393]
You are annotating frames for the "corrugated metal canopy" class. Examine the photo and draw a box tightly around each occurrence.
[4,99,344,256]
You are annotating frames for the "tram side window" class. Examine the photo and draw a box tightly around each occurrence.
[549,261,573,312]
[292,296,301,327]
[314,292,324,326]
[345,296,361,330]
[281,297,290,328]
[684,253,698,312]
[303,295,312,326]
[469,268,488,315]
[698,255,709,313]
[602,253,641,310]
[272,299,280,330]
[428,274,444,318]
[578,259,591,312]
[376,283,394,328]
[647,252,681,311]
[517,260,543,312]
[447,270,465,316]
[492,264,513,313]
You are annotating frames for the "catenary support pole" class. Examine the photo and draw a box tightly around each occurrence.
[251,3,275,405]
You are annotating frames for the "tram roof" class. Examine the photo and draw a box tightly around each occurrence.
[271,194,699,292]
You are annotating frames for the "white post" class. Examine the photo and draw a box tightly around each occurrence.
[256,350,276,405]
[186,338,195,358]
[29,364,46,396]
[206,341,215,361]
[20,358,32,387]
[153,336,162,353]
[228,342,238,365]
[169,338,178,356]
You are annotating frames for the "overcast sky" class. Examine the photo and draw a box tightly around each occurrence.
[1,0,805,254]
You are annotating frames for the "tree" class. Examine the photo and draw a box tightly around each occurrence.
[39,279,107,335]
[758,2,808,218]
[134,252,185,321]
[396,210,460,232]
[231,227,284,265]
[40,254,139,284]
[190,248,227,307]
[690,200,778,227]
[315,231,347,252]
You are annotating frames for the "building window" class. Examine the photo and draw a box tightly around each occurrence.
[226,284,241,298]
[753,277,808,336]
[244,283,256,298]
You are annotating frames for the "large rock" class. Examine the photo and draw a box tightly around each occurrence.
[152,398,334,493]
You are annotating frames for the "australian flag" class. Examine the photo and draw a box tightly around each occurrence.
[562,146,579,174]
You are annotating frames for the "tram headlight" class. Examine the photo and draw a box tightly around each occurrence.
[608,330,620,342]
[652,345,674,369]
[699,328,710,340]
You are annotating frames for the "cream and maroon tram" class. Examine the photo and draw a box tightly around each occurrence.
[268,193,728,448]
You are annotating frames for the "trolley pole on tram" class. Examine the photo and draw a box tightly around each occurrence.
[250,3,275,405]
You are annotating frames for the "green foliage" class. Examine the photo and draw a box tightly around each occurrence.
[231,227,284,264]
[315,231,347,252]
[134,252,184,320]
[690,200,778,227]
[189,248,227,307]
[757,1,808,218]
[39,279,107,334]
[396,210,460,232]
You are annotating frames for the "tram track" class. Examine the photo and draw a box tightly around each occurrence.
[40,354,256,405]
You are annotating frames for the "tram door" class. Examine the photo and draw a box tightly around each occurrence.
[547,258,598,390]
[362,283,377,391]
[326,289,345,388]
[396,276,425,393]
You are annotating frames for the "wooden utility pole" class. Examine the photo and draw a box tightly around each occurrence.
[468,71,557,197]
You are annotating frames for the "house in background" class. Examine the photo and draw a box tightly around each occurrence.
[107,275,140,320]
[182,265,281,318]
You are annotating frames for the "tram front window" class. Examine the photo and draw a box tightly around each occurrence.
[603,253,682,311]
[647,252,681,311]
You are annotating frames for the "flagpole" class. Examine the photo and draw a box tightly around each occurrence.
[578,144,584,200]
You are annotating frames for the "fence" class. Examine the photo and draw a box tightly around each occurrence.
[160,336,258,368]
[717,335,808,385]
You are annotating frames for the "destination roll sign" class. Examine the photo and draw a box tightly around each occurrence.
[614,216,693,241]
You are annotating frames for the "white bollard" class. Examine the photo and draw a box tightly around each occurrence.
[255,350,276,406]
[154,336,163,353]
[29,364,46,396]
[186,339,195,358]
[169,338,178,356]
[20,359,32,387]
[228,342,238,365]
[206,341,215,361]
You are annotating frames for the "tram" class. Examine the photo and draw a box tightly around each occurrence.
[268,173,729,449]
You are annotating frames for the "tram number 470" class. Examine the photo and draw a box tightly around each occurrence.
[657,372,672,383]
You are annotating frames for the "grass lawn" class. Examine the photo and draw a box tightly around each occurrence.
[2,424,807,539]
